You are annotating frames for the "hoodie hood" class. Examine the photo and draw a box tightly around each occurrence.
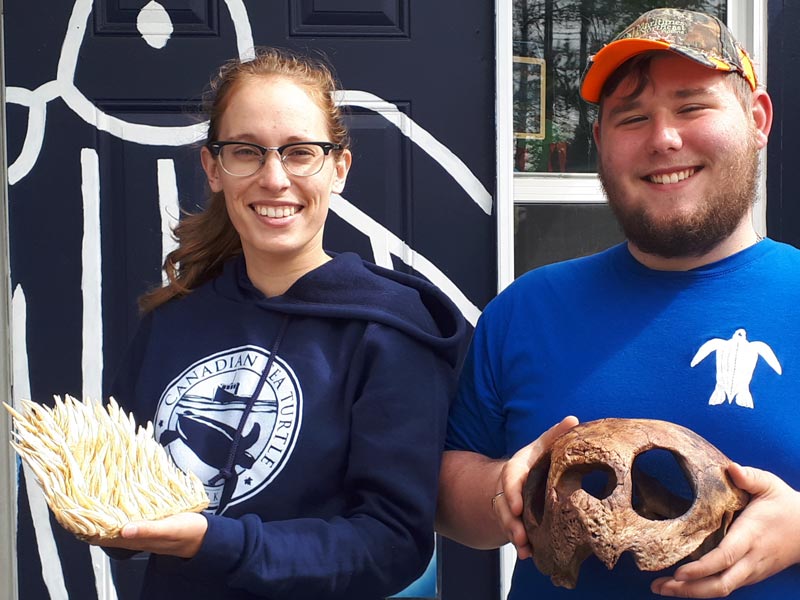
[214,252,468,369]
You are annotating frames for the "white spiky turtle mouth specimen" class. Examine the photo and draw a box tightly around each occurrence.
[4,395,209,541]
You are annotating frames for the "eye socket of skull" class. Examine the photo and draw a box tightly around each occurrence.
[558,462,617,500]
[632,448,695,520]
[526,451,551,525]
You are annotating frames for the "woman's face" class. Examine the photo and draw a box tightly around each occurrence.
[201,76,351,267]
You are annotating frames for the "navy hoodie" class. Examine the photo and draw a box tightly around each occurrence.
[109,252,468,600]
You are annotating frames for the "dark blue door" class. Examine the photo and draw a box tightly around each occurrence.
[767,0,800,246]
[4,1,497,598]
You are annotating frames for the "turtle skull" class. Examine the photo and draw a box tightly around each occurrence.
[522,418,748,589]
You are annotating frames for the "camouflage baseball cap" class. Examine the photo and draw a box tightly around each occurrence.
[580,8,758,104]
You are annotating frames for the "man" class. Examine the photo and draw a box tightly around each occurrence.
[438,8,800,599]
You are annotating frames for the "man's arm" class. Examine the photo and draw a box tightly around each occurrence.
[436,416,580,559]
[436,450,507,549]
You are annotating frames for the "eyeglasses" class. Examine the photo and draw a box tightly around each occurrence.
[207,141,342,178]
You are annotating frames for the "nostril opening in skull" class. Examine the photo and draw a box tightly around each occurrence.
[561,463,617,500]
[632,448,695,520]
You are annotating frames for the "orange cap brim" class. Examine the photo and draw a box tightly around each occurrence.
[580,38,673,103]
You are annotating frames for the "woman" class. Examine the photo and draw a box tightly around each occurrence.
[102,48,467,600]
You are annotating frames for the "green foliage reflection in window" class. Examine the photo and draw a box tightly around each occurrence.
[513,0,726,173]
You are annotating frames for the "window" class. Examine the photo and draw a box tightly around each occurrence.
[508,0,756,280]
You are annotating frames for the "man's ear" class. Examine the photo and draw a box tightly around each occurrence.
[750,88,773,150]
[200,146,223,193]
[592,119,602,151]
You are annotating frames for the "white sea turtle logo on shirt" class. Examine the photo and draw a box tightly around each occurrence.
[155,345,303,513]
[690,329,782,408]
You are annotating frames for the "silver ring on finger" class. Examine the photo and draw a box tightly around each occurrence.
[491,490,505,510]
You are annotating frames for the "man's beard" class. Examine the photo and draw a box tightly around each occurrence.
[598,140,760,259]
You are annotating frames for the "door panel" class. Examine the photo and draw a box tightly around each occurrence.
[290,0,409,36]
[4,1,497,598]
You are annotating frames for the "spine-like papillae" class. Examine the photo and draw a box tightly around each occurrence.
[3,395,209,540]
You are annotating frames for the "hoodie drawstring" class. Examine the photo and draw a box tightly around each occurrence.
[211,316,290,514]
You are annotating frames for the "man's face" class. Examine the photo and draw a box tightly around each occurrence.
[594,54,764,260]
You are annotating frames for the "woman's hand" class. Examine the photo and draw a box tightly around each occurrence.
[651,463,800,597]
[93,512,208,559]
[492,415,579,560]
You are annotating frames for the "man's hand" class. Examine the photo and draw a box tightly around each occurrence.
[492,415,579,559]
[651,463,800,597]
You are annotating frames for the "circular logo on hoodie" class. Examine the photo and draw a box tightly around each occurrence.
[154,345,302,512]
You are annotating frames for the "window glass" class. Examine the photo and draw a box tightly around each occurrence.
[513,0,727,173]
[514,204,624,276]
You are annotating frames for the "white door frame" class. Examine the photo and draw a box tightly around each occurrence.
[1,0,21,596]
[495,0,515,294]
[494,1,516,596]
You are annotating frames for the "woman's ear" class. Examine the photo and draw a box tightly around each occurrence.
[200,146,223,193]
[331,149,352,195]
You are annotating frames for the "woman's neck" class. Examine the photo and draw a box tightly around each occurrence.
[243,246,331,297]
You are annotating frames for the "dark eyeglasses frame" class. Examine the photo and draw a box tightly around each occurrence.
[207,140,342,177]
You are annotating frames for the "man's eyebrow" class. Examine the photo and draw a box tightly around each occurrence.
[673,87,715,99]
[606,86,717,119]
[607,99,642,120]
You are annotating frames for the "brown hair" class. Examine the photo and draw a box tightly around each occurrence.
[139,47,350,313]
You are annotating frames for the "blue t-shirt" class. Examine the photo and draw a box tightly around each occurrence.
[447,239,800,599]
